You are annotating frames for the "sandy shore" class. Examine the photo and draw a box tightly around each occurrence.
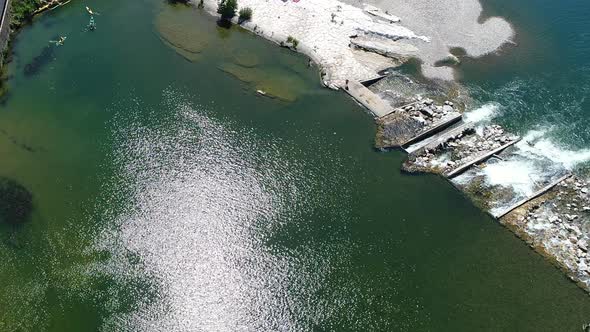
[200,0,430,88]
[342,0,514,80]
[199,0,513,85]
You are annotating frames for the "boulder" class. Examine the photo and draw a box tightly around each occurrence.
[442,105,454,113]
[579,240,589,252]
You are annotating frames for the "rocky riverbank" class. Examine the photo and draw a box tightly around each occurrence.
[402,122,520,175]
[376,96,590,294]
[375,98,462,149]
[199,0,514,83]
[502,176,590,292]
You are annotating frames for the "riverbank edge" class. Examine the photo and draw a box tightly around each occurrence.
[194,0,332,87]
[0,0,73,95]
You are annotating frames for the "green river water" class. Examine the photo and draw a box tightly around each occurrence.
[0,0,589,330]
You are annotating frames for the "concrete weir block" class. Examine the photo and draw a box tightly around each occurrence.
[400,113,462,147]
[493,174,573,219]
[343,80,394,118]
[445,138,521,178]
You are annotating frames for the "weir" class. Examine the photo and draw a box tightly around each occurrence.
[493,174,573,219]
[360,75,387,87]
[445,138,521,178]
[405,122,474,156]
[368,83,590,291]
[401,113,462,147]
[344,79,394,117]
[350,76,581,229]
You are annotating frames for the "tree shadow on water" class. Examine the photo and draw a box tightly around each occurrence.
[216,19,233,39]
[0,177,33,226]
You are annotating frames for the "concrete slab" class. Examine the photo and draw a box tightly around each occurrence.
[344,79,394,117]
[401,113,462,147]
[405,121,473,156]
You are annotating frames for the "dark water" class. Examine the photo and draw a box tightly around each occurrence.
[0,0,589,331]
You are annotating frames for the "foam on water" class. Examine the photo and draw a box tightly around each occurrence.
[457,80,590,207]
[516,129,590,170]
[481,158,542,196]
[477,127,589,199]
[464,103,500,123]
[460,126,590,214]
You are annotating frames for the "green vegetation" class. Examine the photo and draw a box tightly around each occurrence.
[217,0,238,21]
[286,36,299,49]
[10,0,41,29]
[238,7,252,23]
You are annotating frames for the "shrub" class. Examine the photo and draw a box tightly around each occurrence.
[238,7,253,23]
[10,0,41,29]
[217,0,238,21]
[286,36,299,49]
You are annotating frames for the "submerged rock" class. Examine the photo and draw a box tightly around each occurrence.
[219,63,305,102]
[0,177,33,225]
[231,49,260,68]
[155,5,211,62]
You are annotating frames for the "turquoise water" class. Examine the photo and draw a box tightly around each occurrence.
[442,0,590,212]
[462,0,590,152]
[0,0,589,331]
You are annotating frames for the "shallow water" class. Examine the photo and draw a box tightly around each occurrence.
[379,0,590,211]
[445,0,590,211]
[1,0,590,331]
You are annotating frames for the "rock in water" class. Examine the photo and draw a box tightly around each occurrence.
[0,178,33,225]
[155,5,211,62]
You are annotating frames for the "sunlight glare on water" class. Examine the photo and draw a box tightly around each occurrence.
[92,90,340,331]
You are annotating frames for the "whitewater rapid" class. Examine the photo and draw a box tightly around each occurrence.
[453,103,590,213]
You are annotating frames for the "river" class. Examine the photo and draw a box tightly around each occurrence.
[0,0,589,330]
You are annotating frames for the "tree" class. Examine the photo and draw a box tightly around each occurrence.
[10,0,41,29]
[217,0,238,21]
[286,36,299,50]
[238,7,253,23]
